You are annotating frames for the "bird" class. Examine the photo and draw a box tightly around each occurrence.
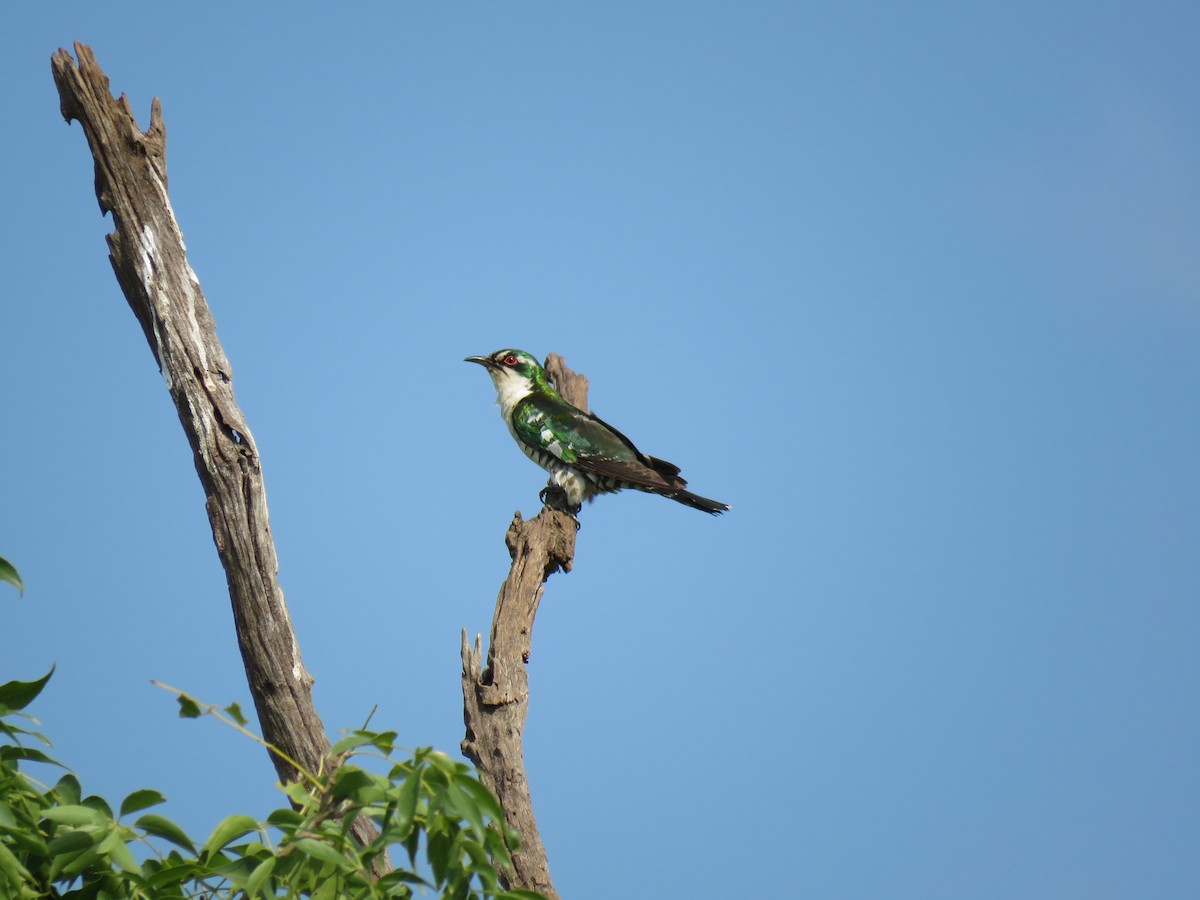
[465,349,729,515]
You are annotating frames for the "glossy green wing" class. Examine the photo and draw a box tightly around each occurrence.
[511,393,686,490]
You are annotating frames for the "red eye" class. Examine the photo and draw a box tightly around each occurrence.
[503,354,518,366]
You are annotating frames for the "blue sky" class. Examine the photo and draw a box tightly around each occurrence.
[4,3,1199,897]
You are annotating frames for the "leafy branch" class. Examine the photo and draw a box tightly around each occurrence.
[1,663,546,899]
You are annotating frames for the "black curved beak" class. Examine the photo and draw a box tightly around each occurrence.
[464,355,496,368]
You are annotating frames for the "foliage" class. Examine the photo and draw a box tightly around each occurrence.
[0,555,21,596]
[0,563,544,899]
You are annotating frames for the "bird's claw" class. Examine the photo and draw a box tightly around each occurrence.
[539,484,583,529]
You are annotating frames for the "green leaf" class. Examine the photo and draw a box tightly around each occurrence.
[265,807,303,829]
[57,846,101,877]
[45,832,103,879]
[426,827,454,885]
[366,729,398,752]
[390,767,421,838]
[329,766,378,800]
[0,746,62,768]
[0,824,48,857]
[460,837,495,880]
[53,773,81,805]
[424,749,461,777]
[310,877,341,900]
[201,813,259,857]
[402,823,420,867]
[98,829,140,874]
[46,829,98,855]
[41,804,109,827]
[485,825,517,872]
[135,813,197,852]
[82,794,114,820]
[0,556,23,596]
[145,853,200,888]
[0,839,35,891]
[446,870,472,900]
[454,772,504,822]
[175,694,202,718]
[209,850,257,882]
[119,788,166,818]
[0,720,33,744]
[225,701,247,726]
[0,666,54,712]
[376,869,430,889]
[244,855,276,896]
[290,836,355,870]
[444,779,485,842]
[498,891,552,900]
[281,780,313,808]
[329,731,381,757]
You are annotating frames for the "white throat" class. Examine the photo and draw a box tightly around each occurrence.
[488,368,534,419]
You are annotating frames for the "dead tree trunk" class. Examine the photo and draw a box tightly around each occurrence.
[460,353,586,900]
[49,42,381,861]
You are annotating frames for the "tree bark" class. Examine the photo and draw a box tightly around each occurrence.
[460,353,586,900]
[50,42,381,860]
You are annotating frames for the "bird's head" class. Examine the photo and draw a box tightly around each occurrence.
[465,349,551,406]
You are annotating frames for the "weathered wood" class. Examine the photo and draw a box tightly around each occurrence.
[460,353,587,900]
[50,42,381,861]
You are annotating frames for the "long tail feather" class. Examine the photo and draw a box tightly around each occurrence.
[663,489,730,515]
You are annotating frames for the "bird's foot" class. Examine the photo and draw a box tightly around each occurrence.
[539,485,583,529]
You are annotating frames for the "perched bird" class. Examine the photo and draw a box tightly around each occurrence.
[465,349,729,515]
